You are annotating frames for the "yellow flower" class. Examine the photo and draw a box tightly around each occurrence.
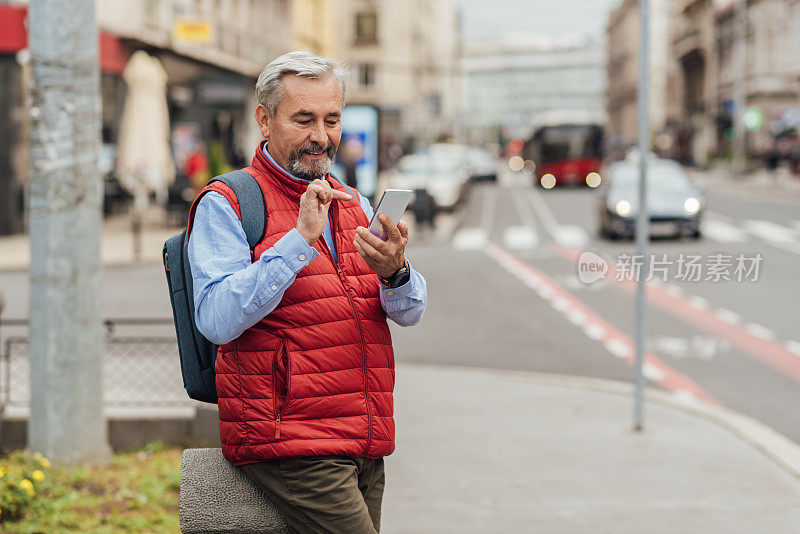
[33,452,43,461]
[19,478,34,496]
[39,457,51,469]
[0,465,7,477]
[32,470,45,482]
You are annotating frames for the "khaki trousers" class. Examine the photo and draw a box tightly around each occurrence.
[239,455,385,534]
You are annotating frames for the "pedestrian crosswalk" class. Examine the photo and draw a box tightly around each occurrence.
[451,216,800,254]
[449,185,800,254]
[700,219,749,243]
[702,215,800,255]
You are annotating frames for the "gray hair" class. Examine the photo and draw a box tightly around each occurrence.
[255,50,346,116]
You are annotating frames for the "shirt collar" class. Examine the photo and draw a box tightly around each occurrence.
[263,143,310,183]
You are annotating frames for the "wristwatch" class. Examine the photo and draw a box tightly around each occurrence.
[380,262,410,288]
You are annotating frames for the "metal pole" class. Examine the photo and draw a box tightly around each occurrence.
[732,0,748,173]
[634,0,651,432]
[28,0,111,465]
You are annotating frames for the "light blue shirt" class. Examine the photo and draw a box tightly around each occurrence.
[188,144,427,345]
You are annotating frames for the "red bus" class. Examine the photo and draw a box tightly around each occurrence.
[523,114,604,189]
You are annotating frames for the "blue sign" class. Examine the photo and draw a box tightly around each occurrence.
[332,105,379,198]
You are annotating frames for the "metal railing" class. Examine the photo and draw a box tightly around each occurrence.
[0,318,193,412]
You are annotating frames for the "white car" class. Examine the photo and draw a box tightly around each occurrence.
[387,154,469,211]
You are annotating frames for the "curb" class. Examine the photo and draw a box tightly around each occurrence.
[399,362,800,480]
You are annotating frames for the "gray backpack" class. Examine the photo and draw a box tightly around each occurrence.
[162,170,265,404]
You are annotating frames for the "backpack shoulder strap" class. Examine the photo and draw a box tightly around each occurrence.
[209,170,266,251]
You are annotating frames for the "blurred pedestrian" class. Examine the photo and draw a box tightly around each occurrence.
[186,51,428,534]
[184,141,210,196]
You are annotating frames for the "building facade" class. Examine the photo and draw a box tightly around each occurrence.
[666,0,800,166]
[292,0,336,57]
[0,0,293,234]
[605,0,670,157]
[463,36,606,143]
[333,0,462,166]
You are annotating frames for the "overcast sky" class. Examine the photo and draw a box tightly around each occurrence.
[458,0,618,44]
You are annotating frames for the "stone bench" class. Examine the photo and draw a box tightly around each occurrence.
[179,448,289,534]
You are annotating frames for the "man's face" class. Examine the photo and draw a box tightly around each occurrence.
[256,74,343,180]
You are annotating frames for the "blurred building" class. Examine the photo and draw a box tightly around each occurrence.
[463,35,606,142]
[292,0,336,57]
[666,0,800,166]
[333,0,463,167]
[0,0,292,234]
[605,0,670,158]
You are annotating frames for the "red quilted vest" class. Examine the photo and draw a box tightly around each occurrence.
[187,141,395,465]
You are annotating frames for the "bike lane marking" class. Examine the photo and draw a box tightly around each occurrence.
[555,244,800,384]
[485,241,720,406]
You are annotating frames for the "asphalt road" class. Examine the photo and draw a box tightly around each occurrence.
[392,166,800,445]
[2,166,799,445]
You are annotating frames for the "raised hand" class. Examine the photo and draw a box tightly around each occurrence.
[297,179,351,245]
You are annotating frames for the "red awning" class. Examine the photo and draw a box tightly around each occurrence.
[0,6,128,73]
[0,5,27,53]
[99,31,128,74]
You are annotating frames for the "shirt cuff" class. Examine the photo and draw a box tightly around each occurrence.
[380,263,417,300]
[270,228,319,272]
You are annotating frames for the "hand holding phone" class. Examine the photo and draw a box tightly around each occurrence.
[369,189,413,240]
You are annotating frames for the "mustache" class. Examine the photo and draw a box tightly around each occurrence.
[299,141,335,158]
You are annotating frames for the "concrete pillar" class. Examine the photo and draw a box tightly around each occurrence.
[27,0,111,465]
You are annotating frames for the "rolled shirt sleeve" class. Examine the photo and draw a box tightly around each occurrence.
[358,191,427,326]
[188,192,318,344]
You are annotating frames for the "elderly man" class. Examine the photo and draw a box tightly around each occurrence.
[186,51,427,533]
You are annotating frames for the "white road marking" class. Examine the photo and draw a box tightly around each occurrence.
[664,284,684,298]
[787,341,800,358]
[742,219,800,255]
[453,186,498,250]
[523,187,589,248]
[604,339,630,359]
[742,219,798,243]
[701,219,749,243]
[713,308,742,325]
[566,309,587,326]
[503,226,539,250]
[688,295,710,310]
[744,323,776,341]
[554,225,589,248]
[452,228,488,250]
[583,323,605,340]
[480,186,498,234]
[649,336,690,358]
[643,363,666,381]
[551,297,570,312]
[671,389,699,405]
[537,285,555,299]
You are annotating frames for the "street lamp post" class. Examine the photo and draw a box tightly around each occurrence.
[633,0,651,432]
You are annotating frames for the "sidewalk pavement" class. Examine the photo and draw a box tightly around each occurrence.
[384,364,800,534]
[0,210,181,271]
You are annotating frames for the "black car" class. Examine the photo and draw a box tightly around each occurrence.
[598,159,705,240]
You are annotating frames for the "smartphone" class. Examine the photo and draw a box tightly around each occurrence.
[369,189,413,240]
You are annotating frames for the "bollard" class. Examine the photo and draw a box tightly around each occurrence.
[179,448,289,534]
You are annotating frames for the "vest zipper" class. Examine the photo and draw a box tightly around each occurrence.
[273,337,289,439]
[334,261,373,456]
[317,221,373,456]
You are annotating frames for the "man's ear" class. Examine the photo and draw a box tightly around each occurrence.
[254,104,270,140]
